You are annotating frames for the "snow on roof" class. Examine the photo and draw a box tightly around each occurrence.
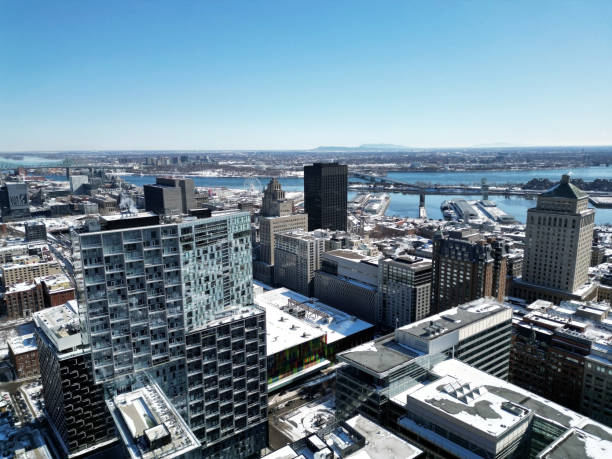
[254,288,374,345]
[430,359,612,432]
[7,333,37,355]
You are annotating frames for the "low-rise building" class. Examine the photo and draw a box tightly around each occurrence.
[1,260,61,288]
[8,331,39,378]
[255,287,374,391]
[106,376,201,459]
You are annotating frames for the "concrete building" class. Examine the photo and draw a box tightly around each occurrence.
[0,260,61,288]
[8,332,39,378]
[254,287,374,391]
[274,229,327,296]
[335,312,612,458]
[378,255,432,329]
[336,298,513,424]
[0,243,28,263]
[106,376,201,459]
[259,214,308,265]
[431,229,507,314]
[515,174,597,304]
[263,414,423,459]
[24,221,47,242]
[304,162,348,232]
[34,301,117,457]
[261,178,293,217]
[69,175,89,195]
[0,182,30,221]
[510,299,612,426]
[91,195,118,215]
[72,211,268,458]
[144,177,196,215]
[314,249,379,324]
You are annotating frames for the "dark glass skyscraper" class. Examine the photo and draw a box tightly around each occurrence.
[304,162,348,231]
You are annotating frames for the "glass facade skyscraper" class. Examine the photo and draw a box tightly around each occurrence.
[69,212,267,458]
[304,162,348,231]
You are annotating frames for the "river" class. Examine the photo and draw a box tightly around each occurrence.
[46,166,612,224]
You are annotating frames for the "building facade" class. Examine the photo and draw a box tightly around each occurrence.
[144,177,196,215]
[313,249,379,324]
[71,212,267,458]
[25,221,47,242]
[260,178,293,218]
[274,230,327,296]
[259,214,308,265]
[378,255,432,329]
[431,229,506,314]
[515,174,596,304]
[304,162,348,232]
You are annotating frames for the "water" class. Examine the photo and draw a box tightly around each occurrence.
[46,167,612,224]
[385,166,612,186]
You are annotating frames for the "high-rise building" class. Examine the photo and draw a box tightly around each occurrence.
[144,177,196,215]
[304,162,347,231]
[431,229,507,314]
[69,175,89,195]
[0,182,30,221]
[25,221,47,242]
[378,255,432,329]
[314,249,379,324]
[259,215,308,265]
[34,301,116,456]
[514,174,597,304]
[65,211,268,458]
[274,229,328,296]
[261,178,293,217]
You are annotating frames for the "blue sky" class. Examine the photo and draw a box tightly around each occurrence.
[1,0,611,151]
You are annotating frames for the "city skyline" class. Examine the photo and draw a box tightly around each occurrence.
[2,0,611,151]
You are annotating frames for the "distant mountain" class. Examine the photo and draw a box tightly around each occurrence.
[313,143,410,152]
[470,142,524,148]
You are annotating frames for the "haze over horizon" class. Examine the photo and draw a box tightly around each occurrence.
[1,0,611,151]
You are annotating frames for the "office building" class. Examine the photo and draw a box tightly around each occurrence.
[514,174,597,304]
[335,306,612,458]
[304,162,348,231]
[274,229,327,296]
[0,182,30,221]
[72,211,267,458]
[510,299,612,426]
[34,301,117,456]
[314,249,379,324]
[378,255,432,329]
[431,229,507,314]
[144,177,196,215]
[25,221,47,242]
[69,175,89,195]
[263,414,423,459]
[41,273,76,307]
[261,178,293,217]
[336,298,512,423]
[91,195,118,215]
[259,214,308,265]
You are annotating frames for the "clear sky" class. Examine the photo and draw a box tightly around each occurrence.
[1,0,611,151]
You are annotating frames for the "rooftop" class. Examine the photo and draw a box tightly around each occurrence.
[536,427,612,459]
[541,174,588,200]
[7,333,37,355]
[33,300,82,352]
[254,288,373,345]
[106,379,200,459]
